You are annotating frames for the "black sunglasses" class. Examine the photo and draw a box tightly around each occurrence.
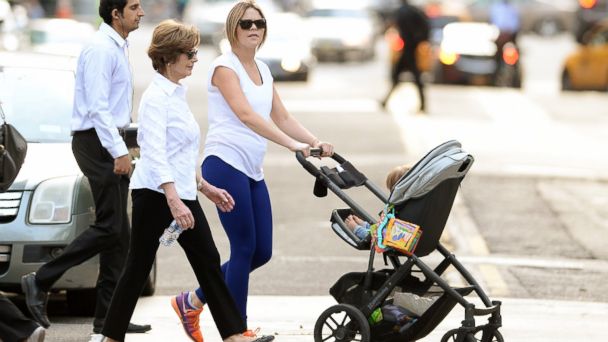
[238,18,266,30]
[183,49,198,60]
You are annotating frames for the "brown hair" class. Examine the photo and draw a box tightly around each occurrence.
[225,0,267,48]
[147,19,200,74]
[385,165,411,190]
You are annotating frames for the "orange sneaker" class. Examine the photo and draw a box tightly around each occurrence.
[243,328,275,341]
[171,292,204,342]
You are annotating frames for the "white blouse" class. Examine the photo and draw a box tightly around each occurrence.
[130,73,200,200]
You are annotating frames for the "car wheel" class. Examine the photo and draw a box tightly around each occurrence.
[66,288,96,316]
[561,70,573,91]
[141,259,157,296]
[433,65,444,84]
[510,65,522,88]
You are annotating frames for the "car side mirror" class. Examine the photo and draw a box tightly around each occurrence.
[124,123,138,148]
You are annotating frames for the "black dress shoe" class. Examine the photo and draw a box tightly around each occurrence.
[126,322,151,333]
[21,272,51,328]
[93,322,151,334]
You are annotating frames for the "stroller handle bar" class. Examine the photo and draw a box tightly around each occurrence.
[295,149,346,177]
[295,150,386,224]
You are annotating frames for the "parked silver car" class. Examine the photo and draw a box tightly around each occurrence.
[305,6,379,62]
[0,52,155,316]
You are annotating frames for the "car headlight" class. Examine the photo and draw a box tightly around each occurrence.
[281,57,302,73]
[29,176,77,224]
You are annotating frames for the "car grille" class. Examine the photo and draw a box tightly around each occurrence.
[0,191,22,222]
[0,244,10,274]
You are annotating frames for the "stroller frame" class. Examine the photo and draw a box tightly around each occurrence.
[297,140,503,342]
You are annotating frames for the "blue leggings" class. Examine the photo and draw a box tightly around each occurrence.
[195,156,272,320]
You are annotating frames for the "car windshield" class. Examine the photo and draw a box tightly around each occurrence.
[0,67,74,143]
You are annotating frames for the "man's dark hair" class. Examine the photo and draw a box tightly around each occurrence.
[99,0,128,25]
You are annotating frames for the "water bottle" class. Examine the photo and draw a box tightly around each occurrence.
[159,220,183,247]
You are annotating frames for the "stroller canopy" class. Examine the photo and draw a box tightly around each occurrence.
[388,140,474,206]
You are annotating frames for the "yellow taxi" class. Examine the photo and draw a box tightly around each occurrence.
[562,20,608,91]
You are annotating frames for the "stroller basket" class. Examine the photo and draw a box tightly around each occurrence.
[329,270,474,341]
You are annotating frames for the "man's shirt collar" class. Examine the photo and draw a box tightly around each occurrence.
[100,22,128,49]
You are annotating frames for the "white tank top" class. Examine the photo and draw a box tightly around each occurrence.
[203,51,274,181]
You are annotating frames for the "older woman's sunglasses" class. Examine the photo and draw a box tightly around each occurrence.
[238,18,266,30]
[184,49,198,59]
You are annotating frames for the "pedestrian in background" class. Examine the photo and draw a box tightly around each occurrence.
[490,0,520,44]
[170,1,333,341]
[100,19,273,342]
[20,0,150,340]
[490,0,520,57]
[381,0,430,113]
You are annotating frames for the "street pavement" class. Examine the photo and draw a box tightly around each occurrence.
[45,85,608,341]
[111,294,608,341]
[35,28,608,340]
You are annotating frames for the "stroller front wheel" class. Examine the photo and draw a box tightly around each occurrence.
[441,326,504,342]
[314,304,371,342]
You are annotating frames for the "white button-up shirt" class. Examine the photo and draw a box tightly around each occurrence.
[130,73,200,200]
[71,22,132,158]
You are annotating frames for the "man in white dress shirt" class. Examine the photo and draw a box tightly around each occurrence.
[21,0,150,338]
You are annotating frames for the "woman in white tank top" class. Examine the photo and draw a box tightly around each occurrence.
[170,1,334,341]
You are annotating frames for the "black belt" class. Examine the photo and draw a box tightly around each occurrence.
[73,127,126,137]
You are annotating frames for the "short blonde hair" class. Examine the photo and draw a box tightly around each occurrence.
[386,165,411,190]
[147,19,200,74]
[225,0,267,48]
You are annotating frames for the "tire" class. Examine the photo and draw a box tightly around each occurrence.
[314,304,371,342]
[440,327,504,342]
[511,65,522,88]
[473,326,504,342]
[66,288,96,316]
[141,259,157,296]
[561,70,573,91]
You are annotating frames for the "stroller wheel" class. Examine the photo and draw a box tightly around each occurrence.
[440,327,504,342]
[314,304,371,342]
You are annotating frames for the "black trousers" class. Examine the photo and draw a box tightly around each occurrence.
[35,129,130,329]
[385,46,426,111]
[0,294,40,342]
[102,189,246,341]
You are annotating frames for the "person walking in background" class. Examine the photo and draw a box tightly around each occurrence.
[490,0,520,58]
[490,0,520,83]
[20,0,150,340]
[170,1,334,341]
[100,19,273,342]
[381,0,429,113]
[490,0,520,44]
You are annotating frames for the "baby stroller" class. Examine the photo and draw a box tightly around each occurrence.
[296,140,503,342]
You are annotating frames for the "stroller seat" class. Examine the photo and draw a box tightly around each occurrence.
[329,140,473,257]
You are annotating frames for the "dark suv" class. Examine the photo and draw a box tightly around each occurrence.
[575,0,608,42]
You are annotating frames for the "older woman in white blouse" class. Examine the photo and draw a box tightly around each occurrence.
[100,19,273,342]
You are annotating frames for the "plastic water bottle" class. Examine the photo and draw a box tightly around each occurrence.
[159,220,183,247]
